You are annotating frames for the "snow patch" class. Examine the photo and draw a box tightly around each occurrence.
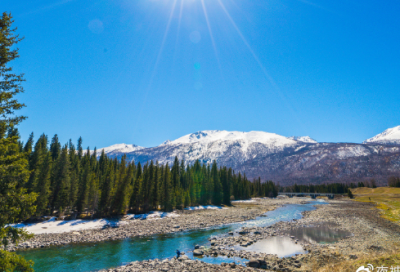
[168,130,297,147]
[288,136,317,143]
[11,211,180,234]
[87,144,145,156]
[364,126,400,145]
[184,205,226,210]
[11,218,111,235]
[231,199,255,203]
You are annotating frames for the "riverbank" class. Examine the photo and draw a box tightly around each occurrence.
[188,199,400,271]
[100,256,264,272]
[9,198,309,251]
[102,198,400,272]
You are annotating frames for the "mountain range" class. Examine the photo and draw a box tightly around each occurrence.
[94,126,400,186]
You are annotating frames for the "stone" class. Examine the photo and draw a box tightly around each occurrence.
[193,249,204,256]
[248,259,260,268]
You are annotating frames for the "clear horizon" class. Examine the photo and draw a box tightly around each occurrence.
[4,0,400,148]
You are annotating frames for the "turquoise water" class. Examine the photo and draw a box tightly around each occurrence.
[18,200,327,272]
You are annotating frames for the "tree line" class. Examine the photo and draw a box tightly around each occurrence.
[20,133,279,218]
[388,176,400,188]
[281,183,351,194]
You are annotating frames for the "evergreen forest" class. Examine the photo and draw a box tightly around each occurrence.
[20,133,279,219]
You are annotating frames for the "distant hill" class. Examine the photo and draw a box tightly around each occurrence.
[93,129,400,186]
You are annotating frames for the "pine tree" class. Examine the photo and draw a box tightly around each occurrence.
[0,13,35,271]
[34,152,51,216]
[99,163,114,216]
[162,163,172,211]
[23,132,34,154]
[77,152,91,214]
[68,139,78,211]
[52,145,71,214]
[211,161,222,205]
[50,134,61,161]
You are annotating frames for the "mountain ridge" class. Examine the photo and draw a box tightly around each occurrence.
[92,127,400,186]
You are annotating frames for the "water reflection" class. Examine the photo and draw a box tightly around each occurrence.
[288,224,352,244]
[237,236,306,257]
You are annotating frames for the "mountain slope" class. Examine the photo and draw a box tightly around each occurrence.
[363,126,400,145]
[95,128,400,186]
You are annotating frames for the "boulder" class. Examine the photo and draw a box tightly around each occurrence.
[193,249,204,256]
[248,259,260,268]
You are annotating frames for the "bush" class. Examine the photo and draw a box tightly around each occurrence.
[0,250,34,272]
[348,189,354,199]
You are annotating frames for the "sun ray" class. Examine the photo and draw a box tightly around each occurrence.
[135,0,178,128]
[217,0,302,125]
[201,0,221,69]
[177,0,184,39]
[153,0,178,75]
[172,0,185,69]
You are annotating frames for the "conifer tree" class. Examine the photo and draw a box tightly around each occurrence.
[34,152,51,216]
[99,163,114,216]
[211,161,222,205]
[0,13,36,271]
[52,145,70,214]
[23,132,34,154]
[130,162,142,213]
[162,163,172,211]
[50,134,61,161]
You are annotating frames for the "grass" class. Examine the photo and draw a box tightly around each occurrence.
[351,187,400,223]
[315,248,400,272]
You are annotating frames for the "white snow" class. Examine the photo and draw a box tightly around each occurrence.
[168,130,298,146]
[288,136,317,143]
[97,143,144,154]
[364,126,400,145]
[335,145,370,159]
[11,217,111,234]
[184,205,226,210]
[85,144,145,156]
[11,211,180,234]
[231,199,255,203]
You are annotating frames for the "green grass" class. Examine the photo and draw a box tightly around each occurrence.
[351,187,400,223]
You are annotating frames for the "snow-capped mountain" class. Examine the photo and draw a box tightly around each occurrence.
[96,130,317,165]
[288,136,317,143]
[94,128,400,185]
[94,144,144,156]
[363,126,400,145]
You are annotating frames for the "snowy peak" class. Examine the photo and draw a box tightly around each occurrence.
[363,126,400,145]
[97,143,144,155]
[288,136,317,143]
[167,130,298,147]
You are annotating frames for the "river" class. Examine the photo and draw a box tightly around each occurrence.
[18,200,327,272]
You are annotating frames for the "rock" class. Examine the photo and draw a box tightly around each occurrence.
[349,254,358,259]
[248,259,260,268]
[178,255,190,261]
[193,249,204,256]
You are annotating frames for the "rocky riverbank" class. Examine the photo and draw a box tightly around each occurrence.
[101,255,264,272]
[8,198,309,251]
[102,198,400,272]
[182,199,400,271]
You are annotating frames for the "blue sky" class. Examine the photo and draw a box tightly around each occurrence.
[4,0,400,148]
